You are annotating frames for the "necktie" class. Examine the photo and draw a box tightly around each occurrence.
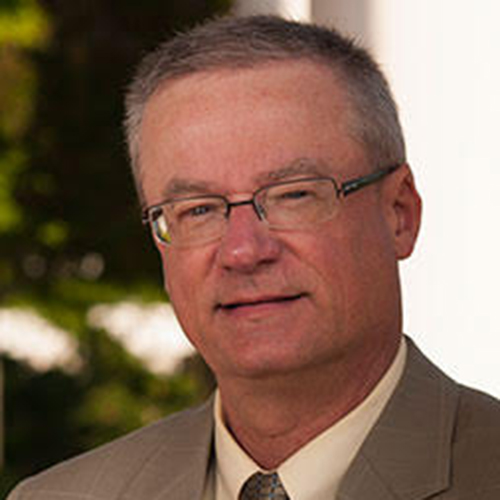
[239,471,290,500]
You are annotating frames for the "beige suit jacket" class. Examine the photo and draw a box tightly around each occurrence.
[8,340,500,499]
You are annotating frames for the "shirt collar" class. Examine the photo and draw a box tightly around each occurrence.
[214,337,407,500]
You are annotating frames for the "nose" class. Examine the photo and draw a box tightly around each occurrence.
[215,203,282,272]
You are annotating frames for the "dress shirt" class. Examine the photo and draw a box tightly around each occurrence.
[203,338,407,500]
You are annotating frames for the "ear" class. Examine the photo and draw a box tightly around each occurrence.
[382,164,422,260]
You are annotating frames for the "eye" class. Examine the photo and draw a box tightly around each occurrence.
[175,199,223,221]
[280,188,313,200]
[272,185,318,204]
[188,204,213,217]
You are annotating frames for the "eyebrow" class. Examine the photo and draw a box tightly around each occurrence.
[160,158,329,199]
[161,178,215,199]
[255,158,330,184]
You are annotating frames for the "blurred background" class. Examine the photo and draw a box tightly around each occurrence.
[0,0,229,495]
[1,0,500,497]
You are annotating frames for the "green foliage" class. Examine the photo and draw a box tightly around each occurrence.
[0,0,51,48]
[0,149,25,234]
[0,0,228,495]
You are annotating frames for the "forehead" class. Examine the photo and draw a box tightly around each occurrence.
[138,60,365,201]
[144,59,349,124]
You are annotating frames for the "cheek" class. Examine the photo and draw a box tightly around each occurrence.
[160,247,214,336]
[162,246,202,294]
[286,229,351,326]
[161,254,200,349]
[303,210,395,322]
[346,214,400,323]
[312,237,353,319]
[162,252,193,306]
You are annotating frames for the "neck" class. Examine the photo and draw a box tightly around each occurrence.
[217,336,400,469]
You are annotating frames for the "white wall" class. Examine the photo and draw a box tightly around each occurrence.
[312,0,370,40]
[370,0,500,397]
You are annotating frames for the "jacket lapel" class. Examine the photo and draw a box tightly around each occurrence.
[338,339,459,500]
[121,397,214,500]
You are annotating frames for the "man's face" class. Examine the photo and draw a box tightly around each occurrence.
[139,61,408,382]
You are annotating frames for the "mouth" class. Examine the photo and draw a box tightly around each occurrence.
[217,293,306,312]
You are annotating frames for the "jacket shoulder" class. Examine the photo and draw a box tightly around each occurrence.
[456,384,500,431]
[449,385,500,498]
[7,400,213,500]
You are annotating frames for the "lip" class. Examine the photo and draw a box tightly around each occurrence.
[216,293,306,314]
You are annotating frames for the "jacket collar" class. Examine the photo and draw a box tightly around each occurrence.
[338,339,459,500]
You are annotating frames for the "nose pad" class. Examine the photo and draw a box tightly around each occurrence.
[216,203,281,272]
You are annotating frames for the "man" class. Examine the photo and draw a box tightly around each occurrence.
[8,15,500,500]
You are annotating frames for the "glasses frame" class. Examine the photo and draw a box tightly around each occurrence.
[141,163,401,245]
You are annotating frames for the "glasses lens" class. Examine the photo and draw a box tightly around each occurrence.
[152,196,227,246]
[260,178,338,228]
[150,208,172,244]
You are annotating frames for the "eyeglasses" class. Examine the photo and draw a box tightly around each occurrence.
[142,164,401,247]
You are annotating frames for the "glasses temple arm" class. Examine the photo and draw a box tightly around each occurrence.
[340,164,401,197]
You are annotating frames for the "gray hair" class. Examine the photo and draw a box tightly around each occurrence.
[124,15,406,199]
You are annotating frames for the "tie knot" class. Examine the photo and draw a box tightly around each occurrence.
[239,472,290,500]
